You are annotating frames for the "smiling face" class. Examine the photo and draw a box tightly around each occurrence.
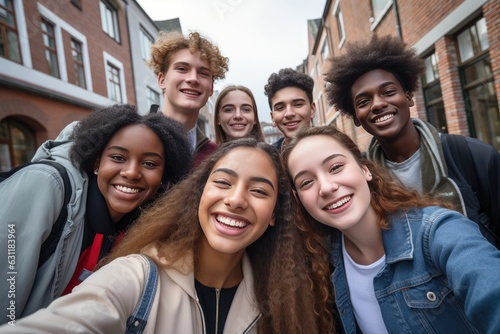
[287,135,377,232]
[198,147,277,257]
[158,49,214,126]
[351,69,414,140]
[218,90,256,140]
[94,124,165,223]
[270,86,316,139]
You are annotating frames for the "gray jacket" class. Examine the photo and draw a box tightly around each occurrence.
[0,122,88,323]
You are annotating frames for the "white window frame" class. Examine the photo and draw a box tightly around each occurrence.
[37,3,93,90]
[333,0,346,48]
[320,35,329,61]
[370,0,392,31]
[139,26,154,61]
[100,0,120,43]
[103,51,127,103]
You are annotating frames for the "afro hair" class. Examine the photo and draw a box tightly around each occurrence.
[324,35,425,117]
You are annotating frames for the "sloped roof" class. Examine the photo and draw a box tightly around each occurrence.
[155,18,182,33]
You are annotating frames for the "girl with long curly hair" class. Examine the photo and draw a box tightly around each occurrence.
[2,138,335,333]
[283,125,500,334]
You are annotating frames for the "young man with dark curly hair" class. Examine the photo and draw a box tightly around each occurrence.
[148,31,229,166]
[264,68,316,152]
[324,34,500,248]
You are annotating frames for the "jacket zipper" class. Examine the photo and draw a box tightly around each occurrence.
[215,288,221,334]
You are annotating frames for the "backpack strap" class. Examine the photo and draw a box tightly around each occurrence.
[1,160,72,268]
[124,256,159,334]
[149,104,160,114]
[442,135,481,201]
[36,160,72,268]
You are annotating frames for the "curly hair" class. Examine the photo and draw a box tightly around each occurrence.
[264,68,315,109]
[282,126,454,229]
[324,35,425,118]
[69,104,192,191]
[102,138,336,333]
[148,31,229,82]
[213,85,265,144]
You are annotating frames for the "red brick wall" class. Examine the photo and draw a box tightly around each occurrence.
[398,0,463,46]
[484,0,500,113]
[434,36,469,135]
[22,0,135,104]
[0,87,89,142]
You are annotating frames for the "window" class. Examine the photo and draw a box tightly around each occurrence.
[41,18,59,78]
[321,38,329,61]
[457,18,489,63]
[0,119,36,171]
[71,0,82,10]
[70,38,86,88]
[371,0,391,20]
[147,87,160,106]
[335,4,345,46]
[456,18,500,151]
[0,0,21,63]
[139,26,153,61]
[422,52,447,133]
[106,62,122,103]
[100,0,119,43]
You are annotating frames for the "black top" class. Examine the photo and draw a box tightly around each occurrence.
[195,279,239,334]
[81,176,140,258]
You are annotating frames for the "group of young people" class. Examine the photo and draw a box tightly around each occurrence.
[1,30,499,334]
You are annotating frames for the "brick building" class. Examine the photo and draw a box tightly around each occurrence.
[305,0,500,152]
[0,0,137,171]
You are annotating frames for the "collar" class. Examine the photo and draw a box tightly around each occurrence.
[329,213,414,267]
[381,211,414,264]
[367,118,464,214]
[186,126,197,153]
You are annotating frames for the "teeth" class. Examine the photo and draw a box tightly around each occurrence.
[374,114,394,123]
[115,185,140,194]
[325,196,351,210]
[182,90,200,96]
[216,214,247,228]
[285,122,299,126]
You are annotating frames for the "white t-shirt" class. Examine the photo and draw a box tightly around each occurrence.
[342,235,388,334]
[385,148,423,193]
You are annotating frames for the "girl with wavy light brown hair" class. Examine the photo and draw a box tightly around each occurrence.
[214,85,265,144]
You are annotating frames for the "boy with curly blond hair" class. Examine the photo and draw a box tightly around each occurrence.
[148,31,229,166]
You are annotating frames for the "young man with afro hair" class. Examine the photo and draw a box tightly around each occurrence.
[148,31,229,167]
[264,68,316,152]
[324,34,500,248]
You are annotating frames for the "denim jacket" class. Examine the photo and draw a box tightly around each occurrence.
[331,206,500,334]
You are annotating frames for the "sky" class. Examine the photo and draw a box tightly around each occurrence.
[136,0,327,123]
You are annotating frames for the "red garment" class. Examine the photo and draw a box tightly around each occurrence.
[62,232,124,295]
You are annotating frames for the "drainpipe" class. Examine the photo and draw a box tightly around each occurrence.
[393,0,403,39]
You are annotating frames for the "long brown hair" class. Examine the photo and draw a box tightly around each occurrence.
[282,125,454,230]
[214,85,265,144]
[102,138,335,333]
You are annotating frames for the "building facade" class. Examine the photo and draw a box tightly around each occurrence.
[0,0,137,171]
[305,0,500,152]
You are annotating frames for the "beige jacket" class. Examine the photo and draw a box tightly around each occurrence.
[0,253,260,334]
